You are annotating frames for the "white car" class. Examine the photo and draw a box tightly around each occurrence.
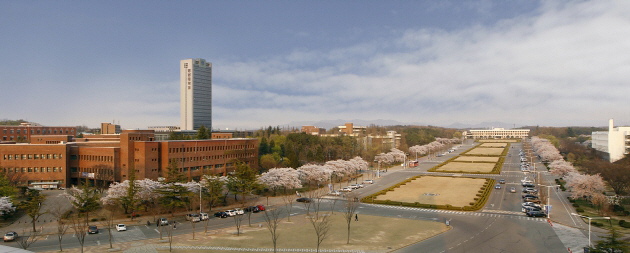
[363,180,374,184]
[349,184,363,189]
[116,224,126,232]
[328,190,341,196]
[340,187,353,192]
[522,202,541,208]
[159,218,168,226]
[225,210,237,217]
[234,208,245,215]
[199,212,209,221]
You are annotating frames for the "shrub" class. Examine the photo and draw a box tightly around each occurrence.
[572,203,579,207]
[100,217,106,221]
[569,199,575,203]
[592,222,603,227]
[469,202,475,206]
[575,208,584,213]
[613,205,625,212]
[91,218,98,222]
[620,220,630,228]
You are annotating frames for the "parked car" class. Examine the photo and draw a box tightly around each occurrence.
[350,184,364,189]
[116,224,127,232]
[88,226,98,234]
[522,206,542,213]
[522,202,541,208]
[225,210,237,217]
[522,194,538,199]
[524,197,541,203]
[296,197,312,203]
[214,212,228,218]
[199,212,209,220]
[328,190,341,196]
[256,205,266,211]
[522,188,538,193]
[341,187,353,192]
[234,208,245,215]
[498,179,506,184]
[244,206,260,212]
[510,187,516,193]
[522,183,535,188]
[363,180,374,184]
[494,184,501,189]
[526,211,547,217]
[158,218,169,226]
[3,232,17,242]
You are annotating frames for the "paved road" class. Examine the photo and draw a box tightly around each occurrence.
[6,140,594,253]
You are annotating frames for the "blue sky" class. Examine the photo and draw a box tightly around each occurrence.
[1,0,629,129]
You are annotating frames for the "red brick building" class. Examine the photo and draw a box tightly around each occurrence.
[1,123,76,142]
[0,129,258,188]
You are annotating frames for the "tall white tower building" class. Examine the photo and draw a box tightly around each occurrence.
[180,58,212,131]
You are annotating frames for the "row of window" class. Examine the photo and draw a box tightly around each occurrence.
[169,152,255,163]
[70,155,114,162]
[2,128,74,135]
[3,167,63,173]
[70,167,114,175]
[168,144,256,154]
[178,164,226,173]
[3,154,63,160]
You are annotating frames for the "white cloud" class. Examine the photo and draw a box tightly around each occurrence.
[211,0,630,128]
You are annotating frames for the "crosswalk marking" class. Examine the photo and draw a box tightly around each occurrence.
[112,227,147,243]
[366,204,546,222]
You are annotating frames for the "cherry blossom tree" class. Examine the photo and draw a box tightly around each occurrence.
[259,167,302,194]
[389,148,406,163]
[549,160,577,178]
[0,197,15,216]
[297,164,332,188]
[566,173,606,200]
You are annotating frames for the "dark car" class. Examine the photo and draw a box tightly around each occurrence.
[214,212,228,218]
[527,211,547,217]
[296,197,312,203]
[522,206,542,213]
[88,226,98,234]
[522,194,538,199]
[522,183,535,188]
[256,205,266,211]
[244,206,259,213]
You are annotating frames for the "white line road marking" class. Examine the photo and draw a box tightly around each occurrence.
[154,229,160,233]
[97,240,100,245]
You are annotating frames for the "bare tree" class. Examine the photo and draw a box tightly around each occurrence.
[203,214,211,234]
[233,211,245,236]
[166,223,175,252]
[245,195,259,226]
[281,193,297,221]
[16,228,41,250]
[263,208,284,253]
[342,193,360,244]
[99,207,117,249]
[70,213,89,253]
[93,164,114,194]
[308,190,331,253]
[190,218,197,240]
[50,205,70,251]
[309,213,331,253]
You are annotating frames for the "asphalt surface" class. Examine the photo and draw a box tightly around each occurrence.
[4,140,591,252]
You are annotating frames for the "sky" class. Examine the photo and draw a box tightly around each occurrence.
[1,0,630,130]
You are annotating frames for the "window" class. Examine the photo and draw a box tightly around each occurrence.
[70,167,77,172]
[21,154,26,160]
[31,130,34,134]
[28,168,32,172]
[28,154,33,160]
[47,167,51,172]
[34,154,39,159]
[34,168,38,172]
[2,129,5,134]
[70,155,77,160]
[37,130,40,134]
[53,167,57,172]
[47,154,51,159]
[10,130,14,134]
[17,129,20,134]
[21,168,26,173]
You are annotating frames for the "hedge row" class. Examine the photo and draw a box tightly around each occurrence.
[361,177,495,212]
[427,155,466,172]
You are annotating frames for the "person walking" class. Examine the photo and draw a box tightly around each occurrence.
[355,214,358,221]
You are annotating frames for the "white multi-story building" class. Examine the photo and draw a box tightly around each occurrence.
[362,131,402,150]
[592,119,630,163]
[463,127,530,139]
[180,58,212,131]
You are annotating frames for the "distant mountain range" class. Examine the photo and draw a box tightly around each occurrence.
[284,119,523,130]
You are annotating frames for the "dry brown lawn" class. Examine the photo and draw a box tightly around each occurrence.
[466,147,504,156]
[376,176,486,207]
[478,139,518,143]
[454,156,499,162]
[436,162,495,172]
[480,143,508,148]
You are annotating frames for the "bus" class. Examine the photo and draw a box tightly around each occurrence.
[408,161,419,167]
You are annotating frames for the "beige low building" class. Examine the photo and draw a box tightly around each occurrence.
[463,127,529,139]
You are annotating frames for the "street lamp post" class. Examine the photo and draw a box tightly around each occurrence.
[570,213,610,248]
[538,184,560,219]
[197,182,203,213]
